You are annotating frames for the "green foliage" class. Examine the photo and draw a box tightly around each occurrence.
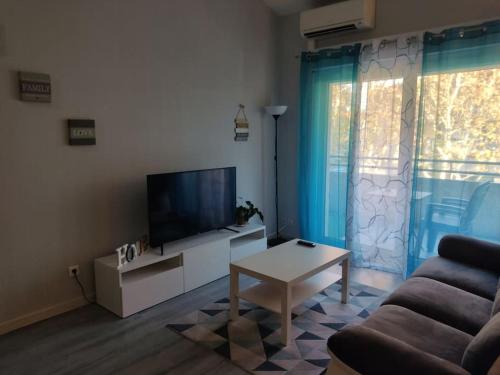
[327,68,500,180]
[236,200,264,223]
[419,68,500,179]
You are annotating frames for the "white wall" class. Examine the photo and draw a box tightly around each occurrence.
[0,0,277,330]
[276,15,305,239]
[276,0,500,239]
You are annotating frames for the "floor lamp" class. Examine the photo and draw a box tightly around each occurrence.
[265,105,287,247]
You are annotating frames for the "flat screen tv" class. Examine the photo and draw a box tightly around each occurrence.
[147,167,236,248]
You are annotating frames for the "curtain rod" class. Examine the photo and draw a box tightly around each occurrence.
[294,35,418,59]
[428,24,490,39]
[299,44,358,58]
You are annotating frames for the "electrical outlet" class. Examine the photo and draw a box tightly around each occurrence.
[68,265,80,278]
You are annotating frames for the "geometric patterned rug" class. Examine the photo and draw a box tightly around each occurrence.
[166,280,387,374]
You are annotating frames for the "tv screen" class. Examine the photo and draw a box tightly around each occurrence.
[147,167,236,247]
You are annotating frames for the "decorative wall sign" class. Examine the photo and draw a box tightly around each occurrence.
[234,104,249,142]
[18,71,51,102]
[68,119,96,145]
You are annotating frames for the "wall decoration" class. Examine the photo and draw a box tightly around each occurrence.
[68,119,96,145]
[234,104,249,141]
[18,71,51,102]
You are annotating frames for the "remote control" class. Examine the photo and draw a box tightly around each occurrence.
[297,240,316,248]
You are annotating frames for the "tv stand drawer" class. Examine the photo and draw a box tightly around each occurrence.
[121,266,183,317]
[183,240,230,292]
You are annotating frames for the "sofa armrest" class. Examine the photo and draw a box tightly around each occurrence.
[328,325,469,375]
[438,235,500,274]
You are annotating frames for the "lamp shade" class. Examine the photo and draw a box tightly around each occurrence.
[265,105,287,116]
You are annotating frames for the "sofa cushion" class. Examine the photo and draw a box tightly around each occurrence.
[360,305,473,365]
[328,325,469,375]
[411,256,499,300]
[438,235,500,274]
[382,277,492,335]
[491,280,500,317]
[462,312,500,375]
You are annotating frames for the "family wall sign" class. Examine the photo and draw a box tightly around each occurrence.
[18,71,51,102]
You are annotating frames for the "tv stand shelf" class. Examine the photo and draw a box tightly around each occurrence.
[95,224,266,317]
[121,255,183,286]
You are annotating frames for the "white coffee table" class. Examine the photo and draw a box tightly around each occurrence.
[229,239,350,345]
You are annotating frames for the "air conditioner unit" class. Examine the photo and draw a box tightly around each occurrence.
[300,0,375,39]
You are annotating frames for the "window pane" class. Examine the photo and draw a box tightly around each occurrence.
[411,67,500,261]
[328,82,353,165]
[326,82,352,239]
[419,68,500,181]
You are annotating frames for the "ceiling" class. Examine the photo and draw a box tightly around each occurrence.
[262,0,340,16]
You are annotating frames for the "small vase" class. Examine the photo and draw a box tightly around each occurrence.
[236,214,248,227]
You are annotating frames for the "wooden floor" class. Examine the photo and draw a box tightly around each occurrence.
[0,267,402,375]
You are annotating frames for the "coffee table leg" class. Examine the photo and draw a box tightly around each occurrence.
[281,284,291,346]
[230,266,239,321]
[341,257,350,304]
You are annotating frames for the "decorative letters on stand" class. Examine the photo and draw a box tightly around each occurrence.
[116,235,149,269]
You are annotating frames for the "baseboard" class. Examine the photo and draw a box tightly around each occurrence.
[0,293,95,336]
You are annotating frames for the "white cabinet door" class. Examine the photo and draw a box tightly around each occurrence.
[230,238,268,262]
[121,267,184,317]
[183,240,230,292]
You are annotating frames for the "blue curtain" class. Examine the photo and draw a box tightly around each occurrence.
[407,21,500,274]
[298,45,360,247]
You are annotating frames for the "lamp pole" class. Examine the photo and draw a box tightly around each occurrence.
[273,114,280,242]
[264,105,287,246]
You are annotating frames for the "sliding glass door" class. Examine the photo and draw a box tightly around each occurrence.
[299,21,500,277]
[408,23,500,273]
[409,67,500,272]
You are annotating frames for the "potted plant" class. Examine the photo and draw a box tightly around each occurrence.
[236,200,264,226]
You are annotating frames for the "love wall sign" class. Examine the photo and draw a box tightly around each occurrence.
[18,71,51,102]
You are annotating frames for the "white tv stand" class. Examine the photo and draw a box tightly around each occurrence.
[94,224,267,317]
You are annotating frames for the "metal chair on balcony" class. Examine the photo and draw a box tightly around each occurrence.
[415,181,491,255]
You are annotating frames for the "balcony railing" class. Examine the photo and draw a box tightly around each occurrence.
[328,155,500,181]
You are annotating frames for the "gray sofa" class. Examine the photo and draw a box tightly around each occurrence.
[327,235,500,375]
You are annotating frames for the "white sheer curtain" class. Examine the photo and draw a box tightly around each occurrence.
[346,36,422,274]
